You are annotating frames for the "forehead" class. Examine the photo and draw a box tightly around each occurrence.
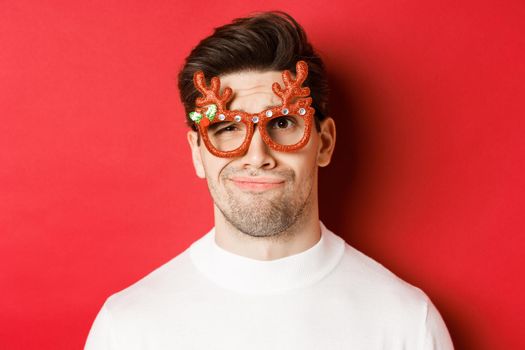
[219,70,284,113]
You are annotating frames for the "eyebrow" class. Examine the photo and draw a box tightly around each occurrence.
[227,104,281,114]
[208,120,235,130]
[262,103,281,110]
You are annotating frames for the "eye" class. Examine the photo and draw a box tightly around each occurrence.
[268,116,297,129]
[208,121,236,134]
[217,125,237,133]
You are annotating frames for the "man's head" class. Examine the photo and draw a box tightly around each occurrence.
[178,11,336,238]
[178,11,329,131]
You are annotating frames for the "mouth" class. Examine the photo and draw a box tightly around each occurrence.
[229,176,285,191]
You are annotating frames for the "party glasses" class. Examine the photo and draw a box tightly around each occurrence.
[189,60,315,158]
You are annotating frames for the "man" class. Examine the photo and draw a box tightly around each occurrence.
[85,11,454,349]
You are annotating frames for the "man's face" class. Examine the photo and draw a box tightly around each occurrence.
[187,70,335,238]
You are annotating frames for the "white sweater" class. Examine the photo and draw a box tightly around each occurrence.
[85,222,454,349]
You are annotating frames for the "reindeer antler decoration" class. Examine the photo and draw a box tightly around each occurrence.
[272,61,311,106]
[189,73,233,126]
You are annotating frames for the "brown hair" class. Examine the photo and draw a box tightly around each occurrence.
[177,11,329,132]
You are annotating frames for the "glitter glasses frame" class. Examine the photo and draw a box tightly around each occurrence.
[189,61,315,158]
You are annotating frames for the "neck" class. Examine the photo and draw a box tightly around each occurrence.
[213,198,321,261]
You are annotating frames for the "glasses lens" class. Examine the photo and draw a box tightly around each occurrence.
[265,115,306,146]
[206,121,248,152]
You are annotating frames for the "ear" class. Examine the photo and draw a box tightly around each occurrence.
[316,117,336,167]
[187,130,206,178]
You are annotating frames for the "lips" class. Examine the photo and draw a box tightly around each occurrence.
[229,176,285,191]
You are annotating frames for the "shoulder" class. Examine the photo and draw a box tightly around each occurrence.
[319,227,436,331]
[102,245,203,316]
[337,242,431,308]
[321,224,429,309]
[326,238,453,347]
[85,248,198,349]
[85,238,215,348]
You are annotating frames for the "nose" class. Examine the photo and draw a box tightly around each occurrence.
[241,125,276,170]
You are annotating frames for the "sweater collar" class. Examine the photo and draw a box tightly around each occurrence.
[189,221,345,295]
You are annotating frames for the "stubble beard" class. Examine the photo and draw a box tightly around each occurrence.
[208,166,314,239]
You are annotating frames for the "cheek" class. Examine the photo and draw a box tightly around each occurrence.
[277,154,317,185]
[200,150,231,183]
[287,134,320,169]
[292,138,320,184]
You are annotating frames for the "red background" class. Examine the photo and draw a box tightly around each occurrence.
[1,1,523,349]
